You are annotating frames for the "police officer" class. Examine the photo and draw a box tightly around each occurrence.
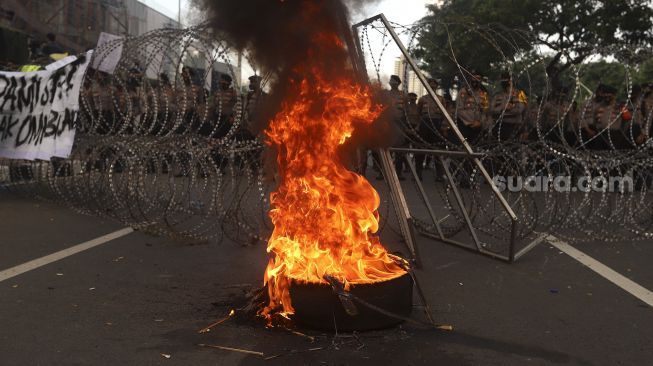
[622,85,645,146]
[238,75,267,169]
[244,75,267,139]
[212,73,239,138]
[42,33,64,56]
[540,87,572,144]
[415,78,446,179]
[582,84,625,149]
[379,75,408,180]
[456,71,488,144]
[386,74,407,114]
[175,67,201,134]
[490,72,528,142]
[405,93,421,132]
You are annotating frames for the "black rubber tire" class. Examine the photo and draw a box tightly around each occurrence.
[290,273,413,331]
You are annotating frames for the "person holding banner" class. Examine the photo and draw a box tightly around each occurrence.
[0,51,92,163]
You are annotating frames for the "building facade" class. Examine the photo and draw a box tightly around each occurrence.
[1,0,179,53]
[394,56,428,97]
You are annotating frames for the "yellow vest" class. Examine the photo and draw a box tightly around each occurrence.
[19,65,42,72]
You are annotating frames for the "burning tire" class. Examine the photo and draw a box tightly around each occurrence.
[290,272,413,331]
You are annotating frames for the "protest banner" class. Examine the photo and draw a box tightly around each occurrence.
[91,32,124,74]
[0,51,92,160]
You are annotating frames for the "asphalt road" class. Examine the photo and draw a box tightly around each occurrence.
[1,190,652,366]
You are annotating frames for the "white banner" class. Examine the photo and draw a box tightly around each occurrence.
[92,32,124,75]
[0,51,92,160]
[44,55,77,71]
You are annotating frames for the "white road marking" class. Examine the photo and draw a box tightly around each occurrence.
[0,228,134,283]
[547,235,653,307]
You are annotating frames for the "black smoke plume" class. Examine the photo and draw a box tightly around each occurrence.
[196,1,383,124]
[195,0,377,74]
[195,0,396,160]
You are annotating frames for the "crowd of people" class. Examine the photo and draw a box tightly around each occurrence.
[387,72,653,148]
[380,72,653,179]
[0,32,68,71]
[4,41,653,183]
[5,36,651,156]
[78,67,267,143]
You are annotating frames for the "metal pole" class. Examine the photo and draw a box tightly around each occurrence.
[349,17,420,266]
[351,24,369,84]
[379,149,421,268]
[439,157,483,251]
[404,156,445,239]
[514,233,547,261]
[376,14,517,222]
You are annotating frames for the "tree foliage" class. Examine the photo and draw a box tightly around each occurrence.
[413,0,539,87]
[415,0,653,89]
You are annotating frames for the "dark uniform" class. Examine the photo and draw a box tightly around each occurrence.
[405,93,421,132]
[244,75,267,139]
[415,78,446,179]
[154,75,176,135]
[490,75,528,142]
[385,89,407,119]
[211,74,239,138]
[540,89,571,144]
[174,67,203,135]
[240,75,267,169]
[581,85,626,149]
[417,84,446,143]
[380,75,408,180]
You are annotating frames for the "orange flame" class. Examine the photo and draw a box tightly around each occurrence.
[259,34,406,321]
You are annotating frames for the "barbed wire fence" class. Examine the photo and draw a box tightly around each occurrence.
[356,17,653,251]
[1,18,652,253]
[0,26,271,245]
